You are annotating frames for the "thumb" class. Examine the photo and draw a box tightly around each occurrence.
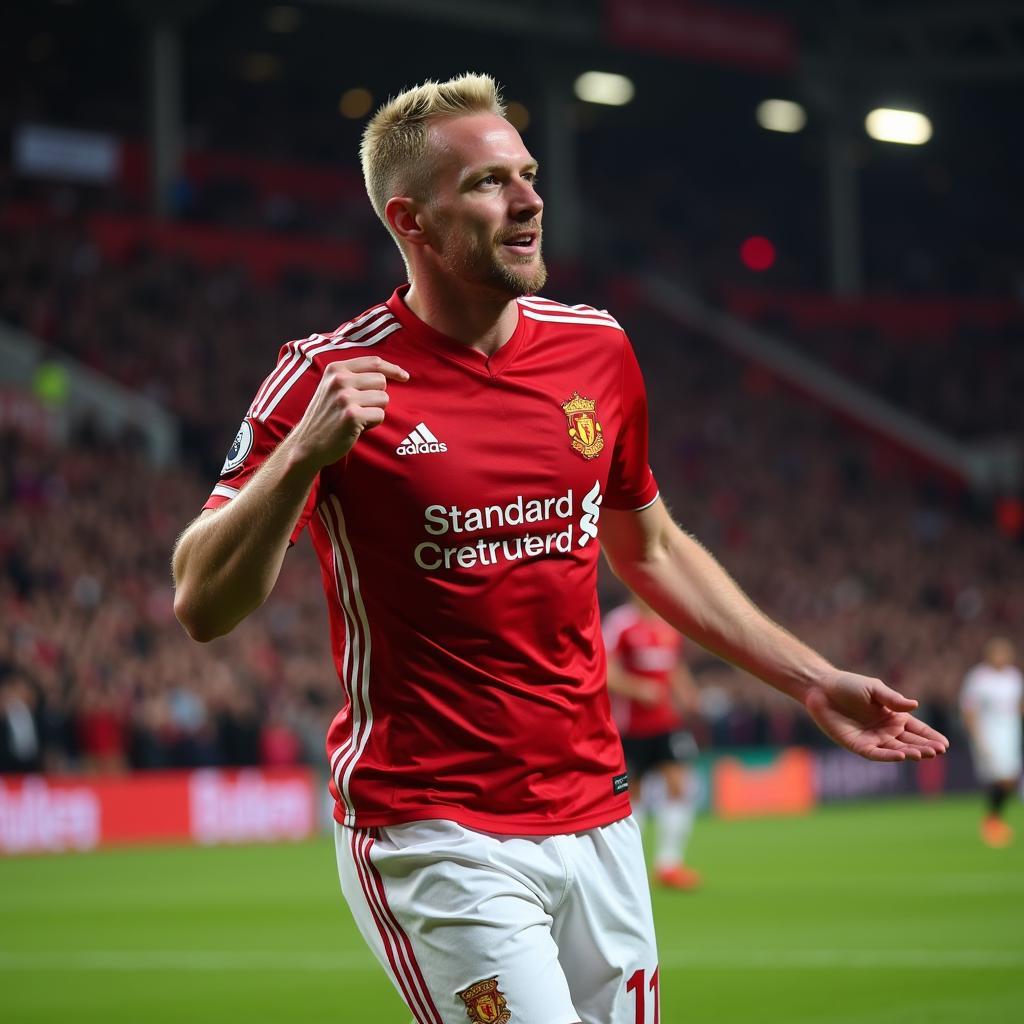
[872,682,918,711]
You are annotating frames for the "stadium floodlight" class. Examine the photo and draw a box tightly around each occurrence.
[339,88,373,119]
[506,101,531,132]
[756,99,806,133]
[574,72,635,107]
[865,108,932,145]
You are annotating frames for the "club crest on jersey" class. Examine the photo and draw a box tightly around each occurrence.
[458,977,511,1024]
[221,419,254,475]
[561,392,604,460]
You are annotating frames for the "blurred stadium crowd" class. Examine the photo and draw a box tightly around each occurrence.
[2,202,1020,774]
[0,422,336,775]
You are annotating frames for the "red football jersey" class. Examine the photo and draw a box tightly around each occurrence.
[603,603,685,738]
[203,286,660,834]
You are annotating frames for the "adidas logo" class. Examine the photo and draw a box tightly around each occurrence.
[396,421,448,456]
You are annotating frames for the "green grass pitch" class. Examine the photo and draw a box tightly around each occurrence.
[3,795,1022,1023]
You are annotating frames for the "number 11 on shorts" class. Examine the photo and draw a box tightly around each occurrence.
[626,966,660,1024]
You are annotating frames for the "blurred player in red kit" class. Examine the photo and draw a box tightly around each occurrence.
[172,73,949,1024]
[604,598,703,889]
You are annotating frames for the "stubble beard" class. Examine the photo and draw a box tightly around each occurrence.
[443,231,548,298]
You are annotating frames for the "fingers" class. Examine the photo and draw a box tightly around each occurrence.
[881,737,924,760]
[903,716,950,752]
[348,372,389,391]
[858,746,908,763]
[320,358,409,401]
[893,728,938,747]
[892,731,939,756]
[352,389,390,408]
[866,720,949,763]
[361,406,386,429]
[872,682,918,712]
[339,357,409,382]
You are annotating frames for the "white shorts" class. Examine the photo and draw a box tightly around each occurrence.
[971,733,1023,783]
[334,815,659,1024]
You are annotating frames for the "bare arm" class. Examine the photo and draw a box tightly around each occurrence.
[172,445,320,642]
[600,499,948,761]
[670,662,701,717]
[172,356,408,642]
[605,657,661,706]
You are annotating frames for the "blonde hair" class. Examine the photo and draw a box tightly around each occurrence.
[360,73,506,232]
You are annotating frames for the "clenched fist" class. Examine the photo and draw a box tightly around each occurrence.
[287,356,409,470]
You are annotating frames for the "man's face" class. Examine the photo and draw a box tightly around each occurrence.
[987,640,1015,669]
[420,112,546,297]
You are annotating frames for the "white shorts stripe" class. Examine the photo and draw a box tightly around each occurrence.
[354,830,443,1024]
[348,827,428,1019]
[347,830,430,1022]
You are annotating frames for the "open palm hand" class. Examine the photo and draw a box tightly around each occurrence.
[805,671,949,762]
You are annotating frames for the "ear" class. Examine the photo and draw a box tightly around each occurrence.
[385,197,429,248]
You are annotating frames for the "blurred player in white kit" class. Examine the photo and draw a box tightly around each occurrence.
[960,638,1023,847]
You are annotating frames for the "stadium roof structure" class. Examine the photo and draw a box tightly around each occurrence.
[302,0,1024,81]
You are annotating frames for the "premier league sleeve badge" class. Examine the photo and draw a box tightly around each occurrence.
[221,418,254,475]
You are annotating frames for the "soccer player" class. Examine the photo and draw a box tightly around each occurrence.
[172,74,949,1024]
[960,637,1022,847]
[604,597,703,890]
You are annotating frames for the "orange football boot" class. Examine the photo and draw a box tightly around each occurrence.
[981,816,1013,848]
[654,864,703,890]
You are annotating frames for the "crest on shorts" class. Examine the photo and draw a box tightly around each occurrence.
[561,392,604,460]
[457,977,511,1024]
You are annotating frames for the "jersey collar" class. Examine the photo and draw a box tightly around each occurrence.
[386,284,527,377]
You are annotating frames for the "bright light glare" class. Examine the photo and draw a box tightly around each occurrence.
[506,101,531,132]
[574,72,634,107]
[865,108,932,145]
[339,88,373,119]
[756,99,806,133]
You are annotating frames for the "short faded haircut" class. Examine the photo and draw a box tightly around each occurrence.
[360,72,506,233]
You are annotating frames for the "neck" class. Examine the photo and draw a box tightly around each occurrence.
[404,271,520,358]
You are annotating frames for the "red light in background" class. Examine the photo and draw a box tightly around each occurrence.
[996,496,1023,540]
[740,235,776,271]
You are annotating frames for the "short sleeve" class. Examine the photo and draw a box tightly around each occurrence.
[604,334,660,511]
[202,339,322,544]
